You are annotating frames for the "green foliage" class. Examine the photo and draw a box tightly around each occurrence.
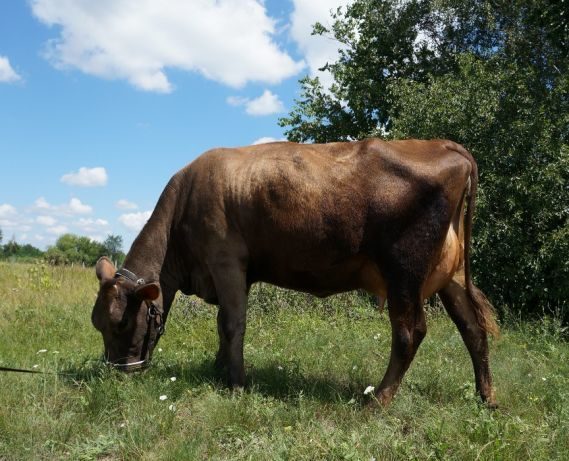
[45,233,106,266]
[103,234,125,266]
[0,232,126,267]
[1,237,43,262]
[1,263,568,460]
[279,0,568,318]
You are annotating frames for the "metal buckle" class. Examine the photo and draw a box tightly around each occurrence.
[147,302,165,336]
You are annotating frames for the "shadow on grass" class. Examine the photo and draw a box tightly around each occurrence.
[164,359,367,404]
[60,357,366,405]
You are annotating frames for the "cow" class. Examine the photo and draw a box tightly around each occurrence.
[92,138,499,407]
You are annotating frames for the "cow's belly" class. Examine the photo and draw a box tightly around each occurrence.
[201,226,460,305]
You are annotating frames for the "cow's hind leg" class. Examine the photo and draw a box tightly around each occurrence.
[211,262,248,388]
[375,287,427,406]
[438,278,496,407]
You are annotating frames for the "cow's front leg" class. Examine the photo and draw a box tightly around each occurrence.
[214,308,229,371]
[211,262,248,388]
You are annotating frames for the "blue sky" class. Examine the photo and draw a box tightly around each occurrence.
[0,0,348,251]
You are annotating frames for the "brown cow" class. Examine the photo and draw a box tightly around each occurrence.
[92,138,498,407]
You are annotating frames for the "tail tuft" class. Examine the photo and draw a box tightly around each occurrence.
[469,283,500,338]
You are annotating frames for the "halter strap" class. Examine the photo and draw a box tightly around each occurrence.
[109,267,165,370]
[115,267,145,285]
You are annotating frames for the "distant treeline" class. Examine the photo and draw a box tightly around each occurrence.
[0,230,125,267]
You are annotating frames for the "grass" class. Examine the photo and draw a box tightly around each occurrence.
[0,261,568,460]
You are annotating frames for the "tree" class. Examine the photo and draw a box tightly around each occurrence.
[3,236,21,258]
[280,0,568,317]
[45,233,106,266]
[103,234,125,266]
[1,235,43,261]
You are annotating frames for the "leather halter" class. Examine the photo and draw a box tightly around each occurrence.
[110,268,165,370]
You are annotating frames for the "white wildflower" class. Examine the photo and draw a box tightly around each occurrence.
[170,376,177,382]
[159,395,168,401]
[37,349,48,354]
[168,404,176,411]
[363,385,375,395]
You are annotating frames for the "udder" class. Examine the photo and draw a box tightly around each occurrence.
[357,227,462,309]
[422,227,462,299]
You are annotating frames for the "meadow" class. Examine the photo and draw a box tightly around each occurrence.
[0,261,567,460]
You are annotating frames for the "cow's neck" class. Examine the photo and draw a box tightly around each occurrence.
[122,178,181,310]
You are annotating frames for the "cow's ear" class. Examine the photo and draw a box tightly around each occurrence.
[96,257,116,282]
[135,282,160,301]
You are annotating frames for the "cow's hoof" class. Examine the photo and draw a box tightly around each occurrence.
[365,389,393,408]
[483,399,498,410]
[228,373,246,390]
[481,388,498,410]
[230,384,245,394]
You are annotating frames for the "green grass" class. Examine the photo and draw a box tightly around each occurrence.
[0,262,568,460]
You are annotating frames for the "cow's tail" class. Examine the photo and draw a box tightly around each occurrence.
[449,142,500,337]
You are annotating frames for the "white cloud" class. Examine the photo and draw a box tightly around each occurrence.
[119,210,152,232]
[80,218,108,226]
[35,197,52,210]
[115,199,138,210]
[227,95,249,107]
[47,225,68,235]
[75,217,109,232]
[61,166,108,187]
[0,209,19,227]
[0,219,18,228]
[0,205,34,232]
[34,197,93,215]
[37,215,57,226]
[289,0,351,87]
[66,198,92,215]
[0,56,22,83]
[246,90,285,115]
[227,89,285,116]
[0,204,17,218]
[31,0,304,92]
[252,136,287,145]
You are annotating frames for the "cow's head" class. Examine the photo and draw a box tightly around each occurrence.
[91,257,163,371]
